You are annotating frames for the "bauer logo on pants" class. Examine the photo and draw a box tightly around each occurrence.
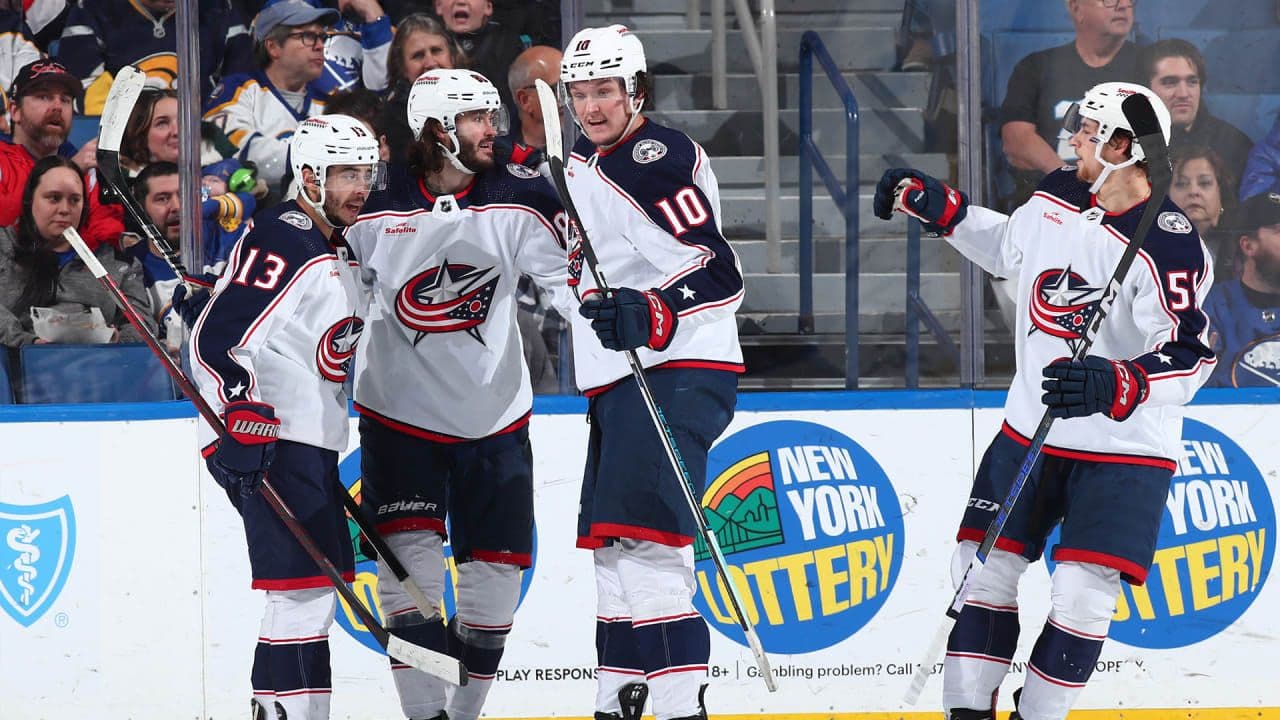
[1046,418,1275,648]
[0,496,76,628]
[693,420,904,653]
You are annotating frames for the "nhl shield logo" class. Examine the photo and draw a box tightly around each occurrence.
[0,496,76,627]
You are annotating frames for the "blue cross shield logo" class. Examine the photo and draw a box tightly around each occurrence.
[0,496,76,627]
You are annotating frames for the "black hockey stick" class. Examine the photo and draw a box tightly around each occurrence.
[534,80,777,692]
[902,93,1173,703]
[61,227,466,685]
[97,65,442,628]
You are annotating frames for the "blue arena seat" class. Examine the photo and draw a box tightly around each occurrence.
[0,351,13,404]
[981,0,1073,33]
[1137,0,1276,31]
[984,31,1076,110]
[1203,93,1280,145]
[1152,29,1280,95]
[68,115,101,151]
[18,343,177,404]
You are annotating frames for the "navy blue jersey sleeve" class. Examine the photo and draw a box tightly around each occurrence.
[54,2,105,89]
[191,207,334,405]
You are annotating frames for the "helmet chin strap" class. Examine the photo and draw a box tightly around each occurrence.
[1089,152,1139,194]
[600,96,644,153]
[438,130,476,175]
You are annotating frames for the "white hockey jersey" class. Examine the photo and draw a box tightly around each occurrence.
[345,162,570,441]
[564,119,744,393]
[203,70,327,188]
[949,168,1216,463]
[190,201,363,452]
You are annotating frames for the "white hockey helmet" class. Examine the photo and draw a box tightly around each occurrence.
[559,25,648,142]
[1063,82,1172,191]
[406,69,509,175]
[290,113,383,218]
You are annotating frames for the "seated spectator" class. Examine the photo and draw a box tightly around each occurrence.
[502,44,558,156]
[1240,113,1280,200]
[204,0,338,193]
[1000,0,1142,201]
[0,9,42,135]
[258,0,393,96]
[0,155,153,348]
[55,0,253,115]
[1203,191,1280,387]
[324,86,389,159]
[1144,38,1253,180]
[120,88,179,175]
[382,12,464,159]
[435,0,537,117]
[0,60,124,249]
[1169,145,1238,278]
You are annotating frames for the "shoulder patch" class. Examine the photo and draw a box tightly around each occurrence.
[279,210,313,230]
[632,138,667,164]
[1158,211,1193,234]
[506,162,540,179]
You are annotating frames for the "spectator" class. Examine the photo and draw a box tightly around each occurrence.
[1240,113,1280,200]
[258,0,393,96]
[1203,191,1280,387]
[1000,0,1142,197]
[435,0,535,116]
[504,44,558,152]
[0,59,124,249]
[0,155,153,348]
[1143,38,1253,179]
[55,0,253,116]
[120,88,179,175]
[204,0,338,192]
[382,12,463,159]
[1169,145,1238,278]
[0,9,41,135]
[323,86,388,160]
[19,0,70,53]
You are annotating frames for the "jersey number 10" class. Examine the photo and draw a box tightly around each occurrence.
[655,187,710,237]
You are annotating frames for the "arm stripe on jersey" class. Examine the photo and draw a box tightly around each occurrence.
[469,203,559,244]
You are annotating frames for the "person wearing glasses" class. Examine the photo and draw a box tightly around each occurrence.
[204,0,338,192]
[999,0,1144,207]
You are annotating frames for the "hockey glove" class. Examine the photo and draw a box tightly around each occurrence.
[171,281,212,328]
[212,401,280,497]
[873,168,968,235]
[1041,356,1149,421]
[578,287,679,352]
[493,135,545,169]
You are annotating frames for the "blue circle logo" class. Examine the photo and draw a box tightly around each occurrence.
[333,450,536,653]
[1046,419,1274,648]
[692,420,904,654]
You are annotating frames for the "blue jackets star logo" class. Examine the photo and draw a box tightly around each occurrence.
[1028,266,1103,353]
[395,260,500,345]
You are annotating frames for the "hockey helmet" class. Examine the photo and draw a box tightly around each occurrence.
[1062,82,1171,163]
[559,24,647,99]
[290,113,383,218]
[406,69,509,175]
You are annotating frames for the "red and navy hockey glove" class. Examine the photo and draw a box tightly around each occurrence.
[578,287,679,352]
[1041,356,1149,421]
[212,401,280,497]
[493,135,545,169]
[873,168,968,236]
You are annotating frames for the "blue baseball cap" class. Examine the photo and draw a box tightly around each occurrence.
[252,0,339,41]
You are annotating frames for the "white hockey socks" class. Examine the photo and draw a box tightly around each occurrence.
[593,545,644,716]
[445,560,521,720]
[378,530,448,719]
[252,588,337,720]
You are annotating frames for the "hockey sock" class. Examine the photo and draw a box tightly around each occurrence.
[594,546,645,716]
[444,617,507,720]
[386,612,449,718]
[377,530,449,719]
[1019,562,1119,720]
[943,543,1028,715]
[251,588,336,720]
[616,540,708,720]
[446,560,521,720]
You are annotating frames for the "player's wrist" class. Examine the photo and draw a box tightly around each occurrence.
[643,288,678,351]
[223,401,280,445]
[1106,359,1148,421]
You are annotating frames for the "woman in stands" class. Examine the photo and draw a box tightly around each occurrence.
[382,13,467,158]
[0,156,153,348]
[1170,144,1238,278]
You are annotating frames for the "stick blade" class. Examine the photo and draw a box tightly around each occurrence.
[99,65,147,153]
[534,79,563,163]
[384,634,469,687]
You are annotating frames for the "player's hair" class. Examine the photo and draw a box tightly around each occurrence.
[131,160,179,206]
[121,88,178,169]
[255,23,297,69]
[387,14,468,89]
[325,88,386,138]
[13,156,89,312]
[408,118,448,177]
[1142,38,1207,87]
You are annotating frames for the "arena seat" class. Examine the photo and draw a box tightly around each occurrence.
[0,351,13,404]
[19,344,177,404]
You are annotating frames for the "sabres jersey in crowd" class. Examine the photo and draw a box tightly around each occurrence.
[0,10,40,109]
[190,201,363,452]
[345,161,569,441]
[564,119,744,393]
[56,0,252,115]
[1203,278,1280,387]
[203,69,327,188]
[948,167,1215,463]
[257,0,391,95]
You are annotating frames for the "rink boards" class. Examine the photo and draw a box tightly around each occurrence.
[1,389,1277,719]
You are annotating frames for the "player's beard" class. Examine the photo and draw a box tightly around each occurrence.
[458,138,494,173]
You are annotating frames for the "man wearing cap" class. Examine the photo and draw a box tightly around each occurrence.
[203,0,337,192]
[0,59,124,249]
[55,0,253,116]
[1204,192,1280,387]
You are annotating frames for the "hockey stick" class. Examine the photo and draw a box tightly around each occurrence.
[901,94,1172,704]
[96,65,441,626]
[534,79,777,692]
[61,225,466,686]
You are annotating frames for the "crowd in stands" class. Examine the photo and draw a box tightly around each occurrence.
[0,0,564,402]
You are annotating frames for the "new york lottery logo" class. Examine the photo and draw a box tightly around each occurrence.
[0,496,76,628]
[693,421,904,653]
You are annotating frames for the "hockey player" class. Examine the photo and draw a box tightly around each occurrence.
[189,114,380,720]
[874,83,1215,720]
[558,25,744,720]
[343,68,569,720]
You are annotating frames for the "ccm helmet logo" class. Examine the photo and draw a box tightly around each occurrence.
[565,61,595,69]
